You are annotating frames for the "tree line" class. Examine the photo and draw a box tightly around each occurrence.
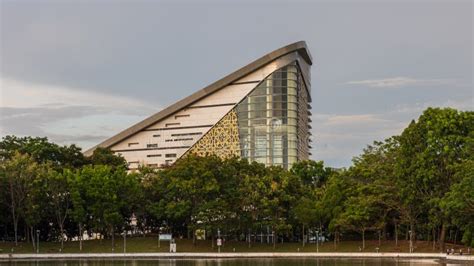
[0,107,472,251]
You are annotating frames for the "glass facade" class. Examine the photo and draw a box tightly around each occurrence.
[235,62,310,169]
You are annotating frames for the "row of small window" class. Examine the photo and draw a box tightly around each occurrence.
[237,104,299,112]
[245,156,299,166]
[243,155,299,160]
[241,145,300,152]
[172,132,202,137]
[133,133,201,148]
[152,132,203,139]
[240,144,300,152]
[148,137,193,146]
[238,99,301,105]
[129,160,174,169]
[251,83,299,95]
[165,122,180,127]
[241,95,299,105]
[269,71,298,80]
[165,138,194,142]
[162,114,191,128]
[146,153,177,158]
[237,110,298,119]
[239,131,299,139]
[161,114,191,128]
[240,137,299,144]
[128,130,200,148]
[237,118,300,127]
[241,144,300,152]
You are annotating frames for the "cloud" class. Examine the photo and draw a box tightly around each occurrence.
[345,77,458,88]
[0,78,159,149]
[310,97,473,167]
[0,105,151,150]
[0,78,156,112]
[310,112,406,167]
[393,98,473,115]
[324,114,390,126]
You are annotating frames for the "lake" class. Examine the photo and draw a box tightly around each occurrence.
[0,258,460,266]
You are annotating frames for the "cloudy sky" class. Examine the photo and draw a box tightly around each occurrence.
[1,0,472,167]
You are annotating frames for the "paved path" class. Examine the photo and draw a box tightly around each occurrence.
[0,252,473,262]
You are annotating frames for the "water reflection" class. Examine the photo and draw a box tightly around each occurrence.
[0,258,450,266]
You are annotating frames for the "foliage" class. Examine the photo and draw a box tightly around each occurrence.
[441,159,474,246]
[0,136,85,169]
[0,107,472,250]
[87,147,127,169]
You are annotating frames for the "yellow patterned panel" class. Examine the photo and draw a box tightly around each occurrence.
[186,110,240,158]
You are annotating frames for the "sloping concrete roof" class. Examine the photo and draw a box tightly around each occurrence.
[84,41,312,156]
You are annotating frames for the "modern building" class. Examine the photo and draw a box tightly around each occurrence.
[85,41,312,170]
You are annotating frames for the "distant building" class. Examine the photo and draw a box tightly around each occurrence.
[85,41,313,170]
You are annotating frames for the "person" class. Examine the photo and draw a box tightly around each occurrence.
[446,249,450,255]
[459,249,463,255]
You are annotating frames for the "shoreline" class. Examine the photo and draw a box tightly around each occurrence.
[1,252,473,262]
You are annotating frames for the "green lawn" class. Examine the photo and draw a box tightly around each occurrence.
[0,237,468,254]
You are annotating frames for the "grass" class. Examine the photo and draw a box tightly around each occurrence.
[0,237,469,254]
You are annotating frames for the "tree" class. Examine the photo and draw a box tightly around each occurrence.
[260,167,297,248]
[290,160,331,188]
[317,171,355,248]
[441,159,474,247]
[0,167,10,240]
[396,108,474,251]
[290,160,333,247]
[350,138,401,245]
[88,147,127,169]
[67,169,87,251]
[235,161,268,245]
[335,182,389,250]
[1,152,41,246]
[157,155,222,244]
[292,196,317,247]
[74,165,139,250]
[22,168,47,250]
[0,135,86,169]
[43,169,71,249]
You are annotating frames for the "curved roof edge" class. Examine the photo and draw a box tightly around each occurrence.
[84,41,312,156]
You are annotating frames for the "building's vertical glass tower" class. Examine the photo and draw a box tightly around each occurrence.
[236,63,309,169]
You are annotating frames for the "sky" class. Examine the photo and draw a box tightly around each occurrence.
[0,0,472,167]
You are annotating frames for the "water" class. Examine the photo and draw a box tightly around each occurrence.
[0,258,461,266]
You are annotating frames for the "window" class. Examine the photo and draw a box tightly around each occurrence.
[171,132,202,137]
[165,154,177,158]
[175,114,190,119]
[147,154,161,157]
[147,163,158,167]
[147,144,158,148]
[153,134,161,137]
[255,136,267,157]
[128,142,139,147]
[174,138,193,141]
[165,122,180,127]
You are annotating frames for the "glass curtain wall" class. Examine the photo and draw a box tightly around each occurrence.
[236,62,309,169]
